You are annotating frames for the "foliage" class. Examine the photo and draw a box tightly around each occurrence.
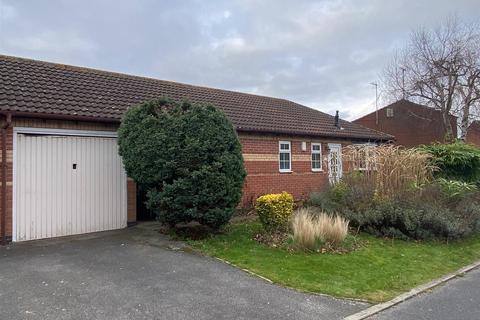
[291,207,348,251]
[291,208,317,250]
[435,178,478,198]
[188,221,480,302]
[255,192,294,232]
[315,212,349,246]
[313,144,480,240]
[418,142,480,183]
[311,174,480,240]
[118,98,246,229]
[343,145,434,198]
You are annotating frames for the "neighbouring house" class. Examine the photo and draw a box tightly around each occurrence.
[0,55,391,242]
[466,121,480,146]
[354,99,457,148]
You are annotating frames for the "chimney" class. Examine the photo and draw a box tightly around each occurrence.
[334,110,340,128]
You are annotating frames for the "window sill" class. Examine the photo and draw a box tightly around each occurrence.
[279,170,292,174]
[311,169,324,173]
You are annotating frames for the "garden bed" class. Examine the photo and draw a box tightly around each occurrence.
[187,221,480,302]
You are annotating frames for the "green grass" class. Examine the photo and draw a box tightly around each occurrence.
[187,222,480,302]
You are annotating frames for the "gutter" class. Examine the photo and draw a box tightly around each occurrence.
[236,127,393,142]
[3,111,120,124]
[1,112,12,245]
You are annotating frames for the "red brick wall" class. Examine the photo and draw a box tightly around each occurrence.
[354,100,457,147]
[239,133,350,207]
[466,122,480,147]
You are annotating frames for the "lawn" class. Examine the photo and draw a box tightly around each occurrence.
[187,221,480,302]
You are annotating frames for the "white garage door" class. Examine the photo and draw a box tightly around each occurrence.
[14,129,127,242]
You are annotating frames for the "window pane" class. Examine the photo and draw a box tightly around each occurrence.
[312,153,321,169]
[280,160,290,170]
[279,152,290,170]
[280,143,290,150]
[312,144,320,151]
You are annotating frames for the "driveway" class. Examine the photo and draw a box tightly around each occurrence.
[0,223,367,320]
[369,267,480,320]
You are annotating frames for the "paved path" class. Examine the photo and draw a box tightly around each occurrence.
[369,267,480,320]
[0,223,367,320]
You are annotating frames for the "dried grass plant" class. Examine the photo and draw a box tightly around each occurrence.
[343,144,435,198]
[291,207,349,250]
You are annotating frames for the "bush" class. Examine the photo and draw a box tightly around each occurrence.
[291,207,349,250]
[307,172,375,219]
[419,142,480,183]
[343,145,434,198]
[118,98,246,230]
[310,176,480,240]
[310,145,480,240]
[256,192,294,231]
[291,208,317,250]
[436,178,478,199]
[315,213,349,246]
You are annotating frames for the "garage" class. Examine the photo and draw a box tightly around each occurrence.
[13,128,128,242]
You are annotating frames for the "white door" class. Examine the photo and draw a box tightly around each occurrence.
[14,131,127,241]
[328,143,343,184]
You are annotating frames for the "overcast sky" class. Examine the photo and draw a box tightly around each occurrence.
[0,0,478,120]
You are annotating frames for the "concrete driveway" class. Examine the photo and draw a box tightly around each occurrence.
[369,267,480,320]
[0,223,367,320]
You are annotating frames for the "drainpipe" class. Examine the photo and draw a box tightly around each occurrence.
[1,113,12,245]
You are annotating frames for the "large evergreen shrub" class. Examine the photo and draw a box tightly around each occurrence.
[118,98,246,229]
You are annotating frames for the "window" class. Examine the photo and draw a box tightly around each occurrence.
[386,108,394,118]
[279,141,291,172]
[353,144,376,171]
[311,143,322,171]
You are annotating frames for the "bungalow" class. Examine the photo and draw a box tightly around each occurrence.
[0,55,391,243]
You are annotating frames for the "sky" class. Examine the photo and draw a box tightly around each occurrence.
[0,0,478,120]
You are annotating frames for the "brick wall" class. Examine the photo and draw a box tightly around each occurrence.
[354,100,457,147]
[239,132,350,207]
[466,121,480,147]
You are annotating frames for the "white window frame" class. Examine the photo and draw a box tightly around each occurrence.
[311,142,322,172]
[279,141,292,173]
[353,143,376,171]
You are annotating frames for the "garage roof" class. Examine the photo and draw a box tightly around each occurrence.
[0,55,392,140]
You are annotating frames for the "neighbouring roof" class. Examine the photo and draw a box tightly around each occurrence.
[0,55,391,140]
[354,99,457,123]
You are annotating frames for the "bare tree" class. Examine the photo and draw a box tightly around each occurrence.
[383,17,480,142]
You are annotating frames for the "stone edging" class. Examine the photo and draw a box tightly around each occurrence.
[344,260,480,320]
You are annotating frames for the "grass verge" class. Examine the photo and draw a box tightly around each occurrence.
[186,221,480,302]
